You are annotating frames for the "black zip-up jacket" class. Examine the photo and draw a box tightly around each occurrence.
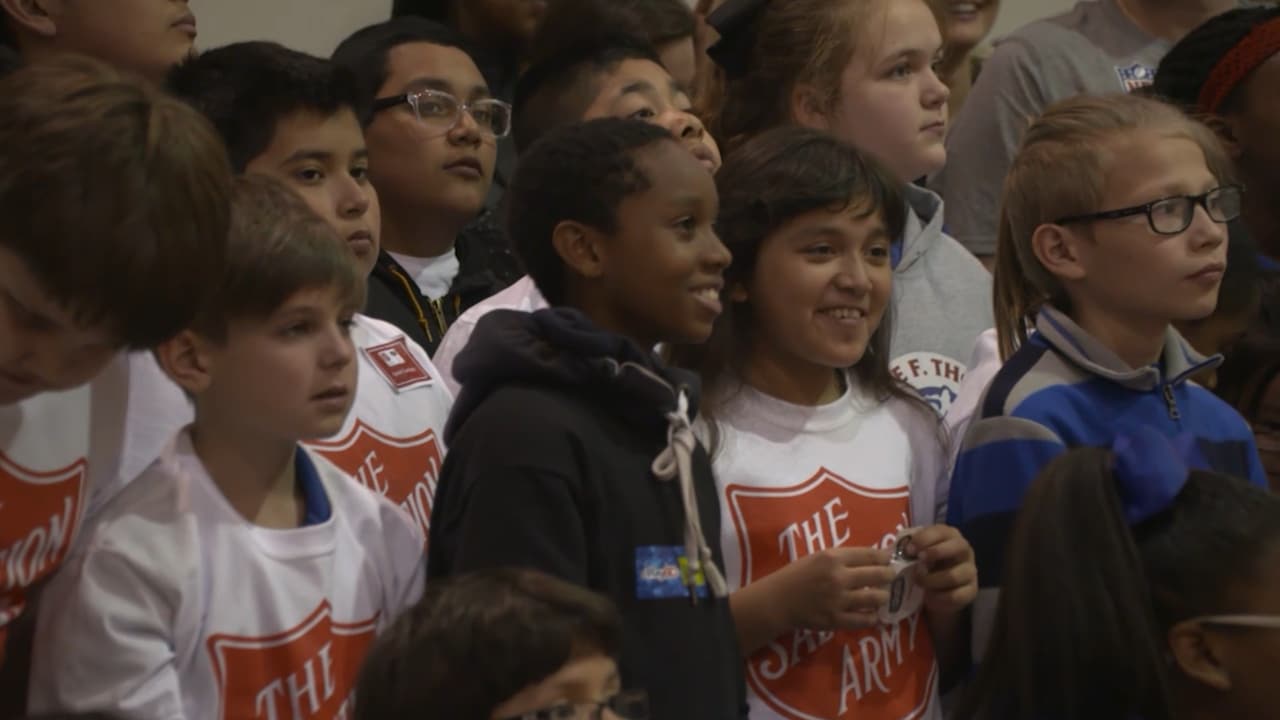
[364,212,521,354]
[428,308,748,720]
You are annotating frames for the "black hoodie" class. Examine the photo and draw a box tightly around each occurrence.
[428,308,747,720]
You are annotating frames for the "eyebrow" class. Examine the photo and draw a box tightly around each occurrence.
[281,148,369,164]
[616,79,660,100]
[402,77,491,99]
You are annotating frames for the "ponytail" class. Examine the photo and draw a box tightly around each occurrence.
[959,448,1171,720]
[992,206,1044,361]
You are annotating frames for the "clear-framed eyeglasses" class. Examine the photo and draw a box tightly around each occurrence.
[1054,185,1244,236]
[1195,614,1280,629]
[371,88,512,138]
[500,690,649,720]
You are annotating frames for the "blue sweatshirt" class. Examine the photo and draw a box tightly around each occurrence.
[949,306,1266,663]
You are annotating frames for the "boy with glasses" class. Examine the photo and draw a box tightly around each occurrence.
[334,18,521,354]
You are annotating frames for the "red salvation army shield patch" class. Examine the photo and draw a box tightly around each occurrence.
[726,467,937,720]
[206,601,378,720]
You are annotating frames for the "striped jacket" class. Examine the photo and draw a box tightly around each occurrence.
[949,306,1266,663]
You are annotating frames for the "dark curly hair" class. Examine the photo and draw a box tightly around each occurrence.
[168,42,363,173]
[513,0,663,153]
[505,117,674,306]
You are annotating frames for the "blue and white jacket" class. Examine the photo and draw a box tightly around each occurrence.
[949,306,1266,663]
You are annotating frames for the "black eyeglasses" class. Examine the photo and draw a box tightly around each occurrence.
[371,88,512,138]
[1054,185,1244,236]
[502,690,649,720]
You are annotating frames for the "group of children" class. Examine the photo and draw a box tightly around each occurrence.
[1,0,1278,719]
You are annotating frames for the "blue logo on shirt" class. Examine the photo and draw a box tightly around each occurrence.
[635,545,709,600]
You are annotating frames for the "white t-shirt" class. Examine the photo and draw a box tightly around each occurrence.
[28,432,425,719]
[120,315,453,542]
[388,249,460,300]
[0,356,130,656]
[433,275,548,394]
[702,377,947,720]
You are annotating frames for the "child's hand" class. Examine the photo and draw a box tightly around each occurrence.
[779,547,896,632]
[906,525,977,616]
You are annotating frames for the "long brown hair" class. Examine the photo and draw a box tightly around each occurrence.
[710,0,874,151]
[993,94,1231,359]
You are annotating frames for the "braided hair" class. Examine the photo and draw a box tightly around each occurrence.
[1152,6,1280,113]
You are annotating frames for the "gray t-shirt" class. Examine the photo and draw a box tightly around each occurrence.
[929,0,1169,257]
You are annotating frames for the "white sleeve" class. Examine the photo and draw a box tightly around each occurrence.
[432,320,475,397]
[943,329,1001,476]
[28,543,187,719]
[908,413,950,527]
[381,501,426,614]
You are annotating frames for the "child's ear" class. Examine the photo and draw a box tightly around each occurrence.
[1205,114,1243,161]
[154,330,215,395]
[0,0,59,38]
[1030,223,1087,283]
[789,83,831,132]
[551,220,607,280]
[1168,620,1232,691]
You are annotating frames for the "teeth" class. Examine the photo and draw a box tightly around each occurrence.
[822,308,865,320]
[695,288,719,300]
[952,2,979,12]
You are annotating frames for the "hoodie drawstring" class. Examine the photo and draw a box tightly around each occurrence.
[651,389,729,601]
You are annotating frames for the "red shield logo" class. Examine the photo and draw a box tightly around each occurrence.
[726,467,936,720]
[307,420,441,542]
[363,337,431,391]
[207,601,378,720]
[0,451,86,629]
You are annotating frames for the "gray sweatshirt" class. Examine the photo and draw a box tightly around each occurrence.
[888,186,994,416]
[929,0,1170,257]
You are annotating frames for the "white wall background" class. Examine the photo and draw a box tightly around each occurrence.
[191,0,1077,59]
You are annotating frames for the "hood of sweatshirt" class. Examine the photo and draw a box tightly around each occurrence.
[898,184,946,273]
[447,306,729,598]
[447,307,703,444]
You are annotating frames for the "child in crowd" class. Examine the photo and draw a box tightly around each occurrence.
[951,93,1267,666]
[29,176,425,718]
[671,127,975,720]
[547,0,699,93]
[332,18,521,353]
[1152,5,1280,267]
[427,118,745,719]
[708,0,992,414]
[959,431,1280,719]
[0,55,230,676]
[434,21,722,394]
[356,567,646,720]
[166,41,454,541]
[0,0,197,82]
[932,0,1237,262]
[929,0,1002,114]
[388,0,543,208]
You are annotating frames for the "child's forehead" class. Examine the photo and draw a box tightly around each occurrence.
[260,110,367,160]
[589,58,680,106]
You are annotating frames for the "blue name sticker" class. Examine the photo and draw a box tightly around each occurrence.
[635,545,709,600]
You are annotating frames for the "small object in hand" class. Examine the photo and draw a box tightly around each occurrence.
[878,529,924,625]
